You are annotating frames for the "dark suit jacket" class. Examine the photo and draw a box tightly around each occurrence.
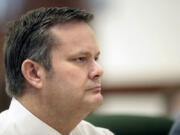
[169,120,180,135]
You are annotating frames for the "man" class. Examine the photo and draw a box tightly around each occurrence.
[169,119,180,135]
[0,7,114,135]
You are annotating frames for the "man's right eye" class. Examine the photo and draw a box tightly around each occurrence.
[74,57,87,63]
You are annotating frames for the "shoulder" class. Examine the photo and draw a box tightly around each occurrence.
[75,120,114,135]
[0,110,9,128]
[0,110,9,134]
[0,110,16,135]
[169,120,180,135]
[0,109,8,119]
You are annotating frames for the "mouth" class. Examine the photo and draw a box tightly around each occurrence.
[87,85,102,93]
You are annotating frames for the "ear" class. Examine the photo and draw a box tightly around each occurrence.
[21,59,44,89]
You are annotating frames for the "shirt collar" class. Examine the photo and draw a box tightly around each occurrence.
[8,98,62,135]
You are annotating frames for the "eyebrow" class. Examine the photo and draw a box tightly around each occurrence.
[70,50,100,57]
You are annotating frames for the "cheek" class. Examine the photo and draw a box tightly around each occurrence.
[58,64,88,87]
[64,70,88,88]
[54,71,88,102]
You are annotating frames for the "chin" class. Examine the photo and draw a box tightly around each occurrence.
[89,93,103,109]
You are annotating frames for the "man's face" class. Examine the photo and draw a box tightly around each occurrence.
[42,22,104,113]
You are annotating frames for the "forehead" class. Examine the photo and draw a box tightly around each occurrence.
[50,21,94,42]
[49,21,99,56]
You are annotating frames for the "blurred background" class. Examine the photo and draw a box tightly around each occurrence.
[0,0,180,130]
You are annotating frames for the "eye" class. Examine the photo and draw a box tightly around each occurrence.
[74,57,87,62]
[95,56,99,61]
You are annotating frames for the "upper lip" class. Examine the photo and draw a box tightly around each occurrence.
[87,84,101,90]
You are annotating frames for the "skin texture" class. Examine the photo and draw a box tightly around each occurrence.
[18,21,104,135]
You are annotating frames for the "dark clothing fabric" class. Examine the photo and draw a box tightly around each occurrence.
[169,120,180,135]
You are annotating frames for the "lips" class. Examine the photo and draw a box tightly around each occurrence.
[87,85,102,93]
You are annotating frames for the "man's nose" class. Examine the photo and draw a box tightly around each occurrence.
[88,61,104,80]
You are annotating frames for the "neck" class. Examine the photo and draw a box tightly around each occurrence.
[17,94,90,135]
[45,109,88,135]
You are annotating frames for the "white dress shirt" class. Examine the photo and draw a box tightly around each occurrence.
[0,98,114,135]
